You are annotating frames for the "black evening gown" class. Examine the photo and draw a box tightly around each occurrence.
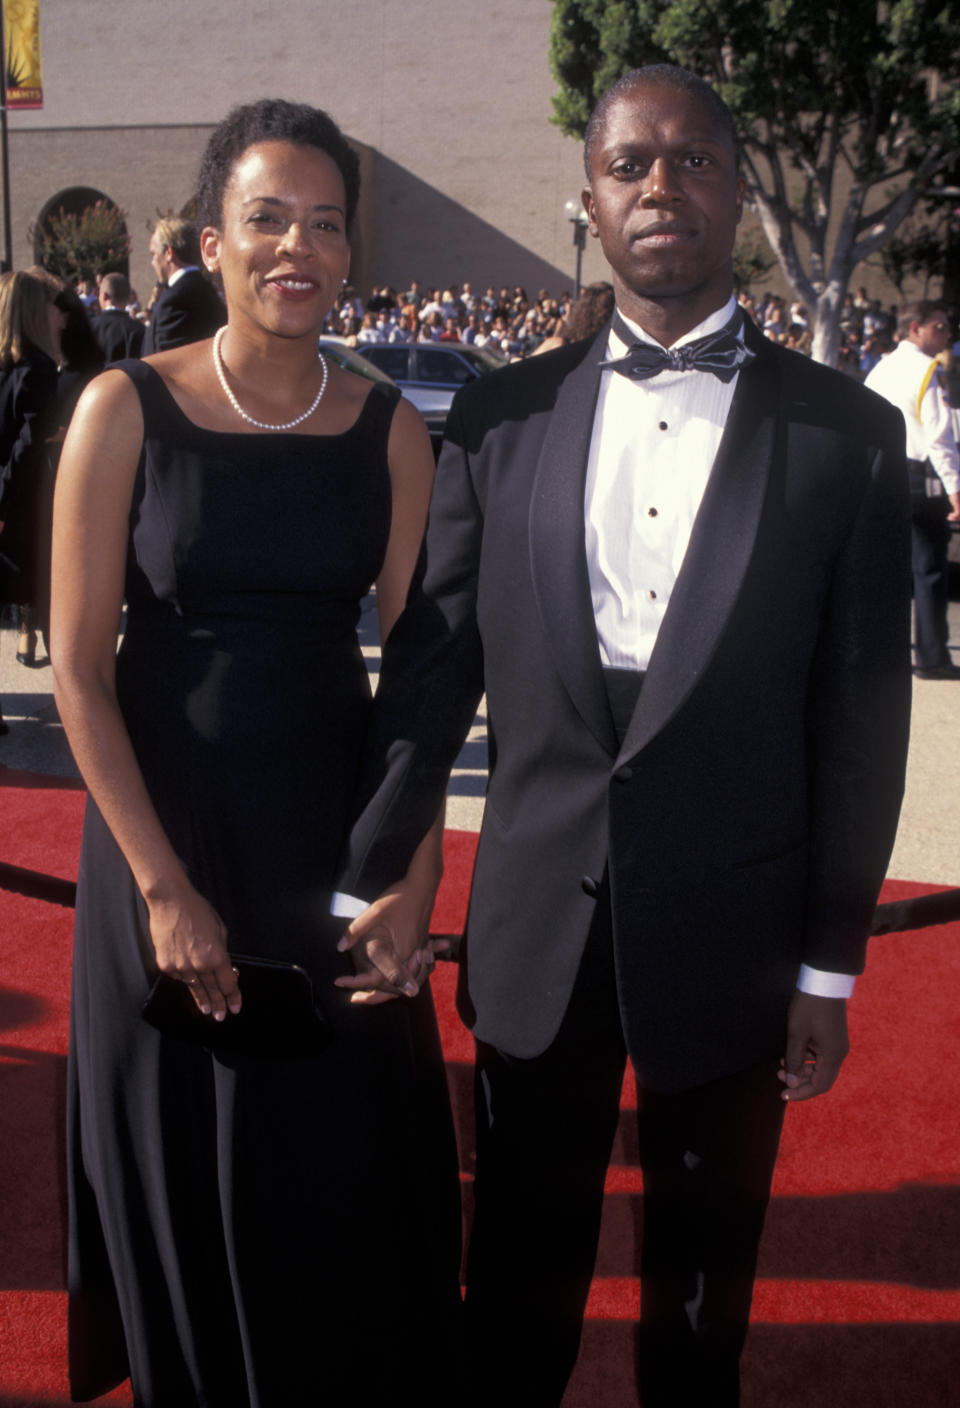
[67,362,462,1407]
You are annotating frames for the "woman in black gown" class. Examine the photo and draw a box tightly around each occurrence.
[0,269,65,718]
[52,101,461,1408]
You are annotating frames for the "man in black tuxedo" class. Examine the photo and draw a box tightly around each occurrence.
[142,217,224,354]
[337,66,910,1406]
[90,273,144,363]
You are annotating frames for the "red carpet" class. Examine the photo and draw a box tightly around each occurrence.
[1,774,958,1406]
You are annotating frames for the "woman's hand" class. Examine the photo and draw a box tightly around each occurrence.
[146,883,241,1020]
[334,875,447,1006]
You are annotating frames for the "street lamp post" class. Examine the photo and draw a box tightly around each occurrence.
[564,199,589,299]
[0,6,13,272]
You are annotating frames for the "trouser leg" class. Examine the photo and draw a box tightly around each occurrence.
[634,1061,785,1407]
[911,494,951,668]
[464,893,627,1408]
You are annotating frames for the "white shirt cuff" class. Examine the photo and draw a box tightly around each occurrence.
[331,891,367,919]
[796,964,855,999]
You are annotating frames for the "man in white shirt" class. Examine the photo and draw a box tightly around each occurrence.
[866,303,960,677]
[336,65,910,1407]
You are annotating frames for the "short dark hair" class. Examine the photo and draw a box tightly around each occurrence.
[898,300,947,339]
[584,65,739,180]
[100,271,131,304]
[196,98,360,231]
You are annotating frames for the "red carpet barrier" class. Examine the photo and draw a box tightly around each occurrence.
[1,775,958,1406]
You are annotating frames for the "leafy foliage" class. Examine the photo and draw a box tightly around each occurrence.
[874,196,960,297]
[548,0,960,362]
[28,200,131,284]
[732,227,777,292]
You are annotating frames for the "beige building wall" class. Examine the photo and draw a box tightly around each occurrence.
[7,0,609,301]
[4,0,925,315]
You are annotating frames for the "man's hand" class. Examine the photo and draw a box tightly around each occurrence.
[947,491,960,523]
[334,880,446,1005]
[778,990,849,1102]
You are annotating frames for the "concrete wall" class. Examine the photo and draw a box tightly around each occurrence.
[7,0,608,300]
[4,0,926,312]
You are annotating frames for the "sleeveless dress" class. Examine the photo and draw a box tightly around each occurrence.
[66,362,462,1407]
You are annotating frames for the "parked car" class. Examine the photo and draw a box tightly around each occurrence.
[318,337,397,387]
[321,337,464,459]
[353,341,507,417]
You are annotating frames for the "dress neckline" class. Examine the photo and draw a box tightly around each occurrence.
[132,359,389,441]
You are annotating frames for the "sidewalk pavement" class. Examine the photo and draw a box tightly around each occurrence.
[1,601,958,889]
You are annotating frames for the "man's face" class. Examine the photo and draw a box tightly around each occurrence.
[913,311,950,358]
[582,80,744,334]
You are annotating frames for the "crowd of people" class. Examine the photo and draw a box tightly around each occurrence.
[323,275,958,384]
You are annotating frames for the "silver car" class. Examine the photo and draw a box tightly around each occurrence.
[319,338,447,459]
[354,341,507,416]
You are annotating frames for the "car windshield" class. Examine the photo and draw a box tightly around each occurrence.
[417,348,475,386]
[358,346,409,381]
[318,339,397,386]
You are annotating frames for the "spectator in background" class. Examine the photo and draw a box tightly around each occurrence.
[462,313,483,346]
[402,278,423,311]
[366,285,396,315]
[25,270,104,652]
[143,217,225,353]
[75,278,99,313]
[866,302,960,679]
[859,333,889,378]
[419,311,444,341]
[356,311,383,345]
[91,273,145,363]
[418,290,444,324]
[389,311,416,343]
[533,281,615,355]
[0,269,65,694]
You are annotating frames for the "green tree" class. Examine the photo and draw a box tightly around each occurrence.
[548,0,960,364]
[732,227,776,293]
[873,193,960,299]
[29,200,131,284]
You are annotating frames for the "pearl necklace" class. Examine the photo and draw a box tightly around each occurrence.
[212,326,328,431]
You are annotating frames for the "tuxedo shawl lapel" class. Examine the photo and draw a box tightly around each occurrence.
[529,331,617,756]
[618,331,780,763]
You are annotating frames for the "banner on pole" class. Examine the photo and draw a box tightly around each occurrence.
[4,0,42,110]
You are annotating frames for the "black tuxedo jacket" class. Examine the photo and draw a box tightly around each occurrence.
[91,308,144,363]
[339,323,911,1091]
[142,270,225,354]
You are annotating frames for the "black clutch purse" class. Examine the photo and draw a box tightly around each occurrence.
[142,954,330,1058]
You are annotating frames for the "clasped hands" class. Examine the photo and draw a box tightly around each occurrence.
[148,870,441,1019]
[334,879,448,1005]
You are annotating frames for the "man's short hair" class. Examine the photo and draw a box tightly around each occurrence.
[898,300,946,340]
[153,217,202,267]
[100,271,130,305]
[584,64,739,180]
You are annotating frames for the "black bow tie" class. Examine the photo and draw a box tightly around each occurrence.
[600,309,755,384]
